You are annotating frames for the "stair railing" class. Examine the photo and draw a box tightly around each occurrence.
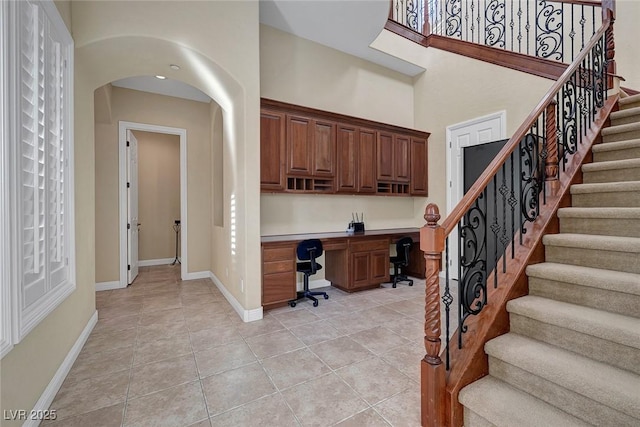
[418,4,618,426]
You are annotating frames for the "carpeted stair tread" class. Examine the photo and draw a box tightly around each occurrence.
[484,334,640,419]
[526,262,640,297]
[570,180,640,194]
[507,296,640,350]
[592,138,640,153]
[601,122,640,136]
[459,376,590,427]
[582,157,640,172]
[619,93,640,109]
[542,233,640,253]
[611,106,640,120]
[557,207,640,219]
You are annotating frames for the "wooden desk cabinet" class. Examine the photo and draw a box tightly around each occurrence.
[261,229,426,310]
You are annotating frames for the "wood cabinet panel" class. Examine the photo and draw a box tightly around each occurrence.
[351,252,371,288]
[394,135,411,182]
[410,137,429,196]
[337,124,358,192]
[358,128,377,193]
[312,120,336,176]
[260,110,285,190]
[350,239,389,252]
[262,272,296,305]
[377,131,394,181]
[371,250,390,282]
[287,115,313,175]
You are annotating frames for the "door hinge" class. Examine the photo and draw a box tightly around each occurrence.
[128,264,131,271]
[127,182,130,188]
[126,141,130,147]
[127,223,131,230]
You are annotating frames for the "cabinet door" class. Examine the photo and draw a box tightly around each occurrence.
[262,272,296,305]
[358,128,377,193]
[287,115,313,175]
[351,252,371,288]
[377,131,394,181]
[313,120,336,176]
[260,110,286,191]
[370,250,390,283]
[337,124,358,192]
[410,137,428,195]
[394,134,411,182]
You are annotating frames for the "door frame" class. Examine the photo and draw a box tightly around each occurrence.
[118,121,187,287]
[445,111,506,279]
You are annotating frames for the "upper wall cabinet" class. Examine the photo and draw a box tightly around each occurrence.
[261,99,429,196]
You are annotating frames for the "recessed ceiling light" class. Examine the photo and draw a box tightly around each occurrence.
[169,64,181,70]
[155,75,166,80]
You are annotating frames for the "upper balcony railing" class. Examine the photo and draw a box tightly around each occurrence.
[390,0,603,65]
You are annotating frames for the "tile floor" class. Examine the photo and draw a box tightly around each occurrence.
[45,265,451,427]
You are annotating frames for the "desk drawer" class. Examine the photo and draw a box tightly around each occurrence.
[263,260,294,274]
[263,245,295,262]
[349,238,389,252]
[263,272,296,304]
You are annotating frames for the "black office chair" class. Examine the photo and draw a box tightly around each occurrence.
[390,237,414,288]
[289,239,329,307]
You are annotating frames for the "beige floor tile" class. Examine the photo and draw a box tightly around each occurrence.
[100,295,145,308]
[235,316,284,338]
[209,393,298,427]
[43,403,124,427]
[133,334,192,366]
[336,357,414,405]
[289,319,344,346]
[185,311,234,332]
[195,341,256,378]
[384,300,424,318]
[273,308,321,328]
[373,386,421,427]
[384,316,425,342]
[335,408,392,426]
[349,326,411,355]
[186,419,211,427]
[189,325,243,352]
[309,336,373,370]
[124,381,208,427]
[261,348,331,390]
[245,330,305,360]
[98,302,143,319]
[282,373,368,426]
[325,311,376,335]
[128,354,199,398]
[303,300,352,319]
[357,306,406,326]
[141,295,182,312]
[49,370,130,421]
[93,313,140,334]
[201,363,277,416]
[83,327,138,354]
[66,345,134,383]
[137,320,189,343]
[138,307,184,326]
[342,295,380,311]
[381,344,423,381]
[181,292,220,307]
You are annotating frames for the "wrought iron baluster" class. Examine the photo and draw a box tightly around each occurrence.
[470,0,476,43]
[485,0,506,48]
[581,5,586,50]
[510,0,514,51]
[457,221,463,349]
[509,151,516,259]
[539,114,547,205]
[500,163,509,273]
[443,236,452,370]
[570,5,575,62]
[491,175,499,289]
[526,0,530,55]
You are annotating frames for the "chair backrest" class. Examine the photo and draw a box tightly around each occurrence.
[395,236,413,266]
[297,239,323,274]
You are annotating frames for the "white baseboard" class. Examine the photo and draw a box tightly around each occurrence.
[183,271,210,280]
[138,258,174,267]
[25,311,98,427]
[95,281,124,291]
[208,272,263,323]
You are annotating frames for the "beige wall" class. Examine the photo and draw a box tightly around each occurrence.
[134,131,181,261]
[95,87,212,281]
[616,0,640,90]
[260,24,424,236]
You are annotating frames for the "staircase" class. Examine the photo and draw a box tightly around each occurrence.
[458,93,640,426]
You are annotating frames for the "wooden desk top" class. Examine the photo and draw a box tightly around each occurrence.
[261,227,421,244]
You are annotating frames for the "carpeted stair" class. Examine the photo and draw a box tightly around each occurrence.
[459,93,640,426]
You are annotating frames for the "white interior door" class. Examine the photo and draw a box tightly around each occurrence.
[127,130,139,284]
[446,112,505,280]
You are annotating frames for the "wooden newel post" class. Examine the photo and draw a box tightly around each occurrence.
[603,3,616,89]
[420,203,446,427]
[545,100,559,195]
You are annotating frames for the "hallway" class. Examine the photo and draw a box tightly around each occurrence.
[45,265,427,426]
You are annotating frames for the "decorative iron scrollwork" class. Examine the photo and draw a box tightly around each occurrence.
[520,133,541,233]
[536,0,563,61]
[445,0,463,37]
[406,0,421,32]
[485,0,506,47]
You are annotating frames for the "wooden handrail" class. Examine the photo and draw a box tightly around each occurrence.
[441,17,611,235]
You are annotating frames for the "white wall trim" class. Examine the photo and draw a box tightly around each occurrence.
[95,281,125,292]
[209,271,263,323]
[138,258,174,267]
[23,310,97,427]
[184,271,210,280]
[118,121,188,288]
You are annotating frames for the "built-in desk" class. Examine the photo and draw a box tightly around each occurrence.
[261,228,425,310]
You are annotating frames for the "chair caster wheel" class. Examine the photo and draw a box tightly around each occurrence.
[289,301,296,307]
[313,300,319,307]
[392,284,397,288]
[409,283,413,287]
[323,294,329,300]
